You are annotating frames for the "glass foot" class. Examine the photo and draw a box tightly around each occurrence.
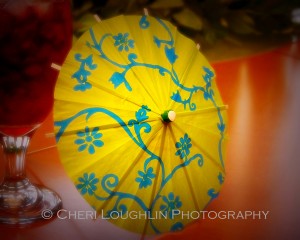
[0,180,62,226]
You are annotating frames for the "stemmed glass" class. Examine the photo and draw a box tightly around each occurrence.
[0,0,72,225]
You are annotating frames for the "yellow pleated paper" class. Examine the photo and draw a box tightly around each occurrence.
[54,15,227,235]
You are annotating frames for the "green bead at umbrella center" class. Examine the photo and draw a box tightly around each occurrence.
[161,110,176,122]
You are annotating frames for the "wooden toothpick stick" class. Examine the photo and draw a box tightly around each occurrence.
[94,14,101,23]
[51,63,62,71]
[144,8,149,16]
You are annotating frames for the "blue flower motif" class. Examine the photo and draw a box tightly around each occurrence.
[218,172,224,184]
[160,192,182,218]
[165,46,178,64]
[208,188,219,200]
[113,33,134,52]
[76,173,99,196]
[170,222,184,232]
[75,126,104,154]
[109,72,132,91]
[135,167,155,189]
[175,133,192,160]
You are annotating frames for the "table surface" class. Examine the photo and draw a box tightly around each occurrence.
[1,41,300,240]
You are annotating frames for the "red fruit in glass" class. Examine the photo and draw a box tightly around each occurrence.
[0,0,72,135]
[0,0,72,225]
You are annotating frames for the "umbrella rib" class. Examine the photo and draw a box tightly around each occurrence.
[168,124,200,211]
[174,105,228,139]
[128,66,164,113]
[88,80,162,116]
[176,105,228,117]
[178,121,226,140]
[193,141,225,172]
[141,124,167,236]
[55,117,161,138]
[55,99,139,114]
[55,99,162,123]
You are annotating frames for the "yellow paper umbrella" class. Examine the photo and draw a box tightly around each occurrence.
[54,14,227,235]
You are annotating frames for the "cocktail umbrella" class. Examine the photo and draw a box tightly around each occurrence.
[54,14,227,235]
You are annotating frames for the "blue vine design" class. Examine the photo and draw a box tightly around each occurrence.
[72,54,97,91]
[56,16,226,234]
[201,66,226,168]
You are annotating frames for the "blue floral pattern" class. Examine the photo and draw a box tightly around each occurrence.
[72,54,97,91]
[113,33,134,52]
[76,173,99,195]
[218,172,224,184]
[170,222,184,232]
[208,188,219,200]
[135,167,155,189]
[175,134,192,160]
[160,192,182,218]
[203,66,215,100]
[75,126,104,154]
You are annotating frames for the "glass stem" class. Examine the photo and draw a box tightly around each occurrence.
[0,134,42,211]
[0,132,62,224]
[2,135,30,181]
